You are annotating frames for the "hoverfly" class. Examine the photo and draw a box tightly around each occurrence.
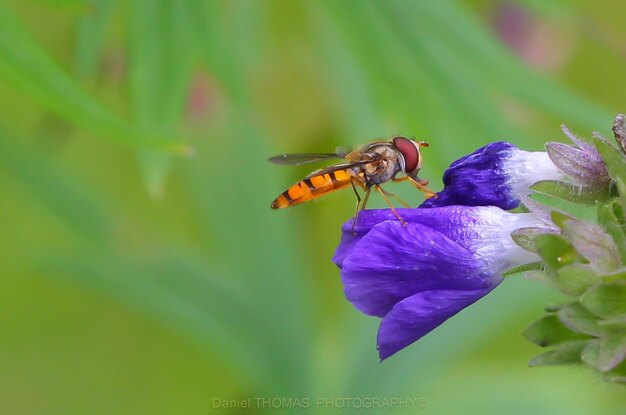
[269,136,437,225]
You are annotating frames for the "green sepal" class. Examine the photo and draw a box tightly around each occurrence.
[597,327,626,372]
[581,340,600,368]
[511,227,555,253]
[530,180,608,204]
[553,264,598,297]
[598,200,626,261]
[616,177,626,223]
[552,211,620,273]
[601,267,626,283]
[594,137,626,183]
[600,267,626,282]
[523,314,590,347]
[532,233,578,271]
[603,360,626,384]
[557,302,602,336]
[528,340,588,366]
[581,281,626,319]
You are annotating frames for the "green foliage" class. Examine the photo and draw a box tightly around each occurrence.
[0,2,189,155]
[558,303,602,336]
[554,265,599,297]
[4,0,626,412]
[517,130,626,384]
[594,137,626,182]
[523,314,591,347]
[529,340,588,366]
[530,180,609,204]
[533,233,578,271]
[582,282,626,319]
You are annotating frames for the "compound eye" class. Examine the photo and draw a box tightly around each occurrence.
[392,137,419,173]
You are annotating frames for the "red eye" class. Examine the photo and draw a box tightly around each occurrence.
[393,137,419,173]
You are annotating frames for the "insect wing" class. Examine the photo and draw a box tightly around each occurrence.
[304,159,374,179]
[267,152,344,166]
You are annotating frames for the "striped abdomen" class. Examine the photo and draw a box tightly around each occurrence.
[271,169,355,209]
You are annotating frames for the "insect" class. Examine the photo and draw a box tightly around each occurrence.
[268,136,437,226]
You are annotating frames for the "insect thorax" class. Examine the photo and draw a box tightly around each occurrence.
[360,143,403,185]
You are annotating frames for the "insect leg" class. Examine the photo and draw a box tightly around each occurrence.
[361,187,371,211]
[350,180,362,231]
[375,185,407,226]
[350,178,369,233]
[377,186,411,208]
[393,176,438,199]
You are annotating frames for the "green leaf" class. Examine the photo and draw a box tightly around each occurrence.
[598,201,626,261]
[43,249,273,383]
[594,136,626,183]
[130,0,196,197]
[581,281,626,319]
[306,2,386,138]
[0,4,189,154]
[0,130,111,243]
[553,264,599,297]
[617,177,626,210]
[74,0,117,77]
[510,227,554,253]
[549,210,572,229]
[600,316,626,328]
[530,180,608,204]
[532,233,577,271]
[581,340,600,369]
[529,340,588,366]
[600,267,626,283]
[523,314,590,347]
[597,328,626,372]
[604,360,626,384]
[183,1,314,394]
[378,0,511,139]
[557,302,602,336]
[384,0,612,133]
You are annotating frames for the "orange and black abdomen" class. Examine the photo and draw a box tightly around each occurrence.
[271,169,355,209]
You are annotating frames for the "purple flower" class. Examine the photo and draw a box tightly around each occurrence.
[334,206,545,360]
[420,142,564,210]
[335,136,608,361]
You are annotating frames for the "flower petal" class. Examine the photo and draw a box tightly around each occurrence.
[377,288,493,360]
[341,220,494,318]
[334,206,493,267]
[420,141,564,210]
[421,142,517,209]
[334,206,544,269]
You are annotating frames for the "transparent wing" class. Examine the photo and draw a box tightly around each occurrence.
[304,159,377,179]
[268,146,352,166]
[267,153,343,166]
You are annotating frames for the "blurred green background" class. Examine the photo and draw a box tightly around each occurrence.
[2,0,626,413]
